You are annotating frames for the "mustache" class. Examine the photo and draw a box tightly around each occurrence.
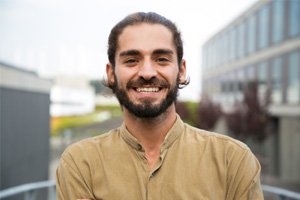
[126,77,170,89]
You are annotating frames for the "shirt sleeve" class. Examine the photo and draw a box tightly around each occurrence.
[56,149,95,200]
[226,147,264,200]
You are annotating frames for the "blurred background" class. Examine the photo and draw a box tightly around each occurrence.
[0,0,299,199]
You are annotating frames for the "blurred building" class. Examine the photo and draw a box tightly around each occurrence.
[90,79,119,106]
[202,0,300,183]
[50,75,95,117]
[0,62,52,199]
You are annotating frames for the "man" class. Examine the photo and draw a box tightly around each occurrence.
[56,12,264,200]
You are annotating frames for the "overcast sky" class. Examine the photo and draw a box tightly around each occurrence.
[0,0,257,101]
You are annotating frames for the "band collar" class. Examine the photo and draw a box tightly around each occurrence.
[120,114,184,152]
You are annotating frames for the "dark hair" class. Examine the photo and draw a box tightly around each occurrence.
[107,12,183,67]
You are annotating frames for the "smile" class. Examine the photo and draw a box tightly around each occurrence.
[136,87,160,92]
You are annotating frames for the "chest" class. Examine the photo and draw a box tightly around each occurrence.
[90,146,227,200]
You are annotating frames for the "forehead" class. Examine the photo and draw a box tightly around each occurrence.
[116,23,175,55]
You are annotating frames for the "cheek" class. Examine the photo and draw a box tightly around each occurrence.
[114,70,131,87]
[163,68,179,82]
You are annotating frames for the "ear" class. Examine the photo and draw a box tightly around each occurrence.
[179,59,187,84]
[106,63,115,85]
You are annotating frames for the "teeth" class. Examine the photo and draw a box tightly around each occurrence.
[136,88,159,92]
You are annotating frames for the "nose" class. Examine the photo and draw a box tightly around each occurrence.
[137,60,158,80]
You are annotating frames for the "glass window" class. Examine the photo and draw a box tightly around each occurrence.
[237,22,245,58]
[287,51,300,104]
[207,43,212,69]
[202,47,207,70]
[219,34,224,65]
[271,57,283,104]
[227,73,235,104]
[212,40,217,68]
[229,29,234,61]
[258,4,270,49]
[236,69,245,101]
[220,75,228,105]
[223,32,229,64]
[247,14,256,54]
[272,0,285,44]
[231,27,237,61]
[258,61,268,100]
[245,64,256,88]
[215,37,220,67]
[210,40,216,68]
[218,36,224,66]
[289,0,300,37]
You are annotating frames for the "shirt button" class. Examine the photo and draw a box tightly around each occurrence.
[137,144,143,151]
[151,171,157,178]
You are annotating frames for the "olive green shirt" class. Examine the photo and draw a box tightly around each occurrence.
[56,116,263,200]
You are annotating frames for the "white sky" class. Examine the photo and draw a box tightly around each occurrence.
[0,0,257,101]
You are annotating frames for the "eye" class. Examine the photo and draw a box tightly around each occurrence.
[124,58,138,64]
[156,57,169,63]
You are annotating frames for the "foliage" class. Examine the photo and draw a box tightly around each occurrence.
[176,101,189,119]
[195,95,222,131]
[51,113,101,136]
[95,104,122,116]
[224,82,271,142]
[51,105,122,136]
[176,101,198,126]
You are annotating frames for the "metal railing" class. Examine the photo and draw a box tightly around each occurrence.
[262,185,300,200]
[0,180,55,200]
[0,181,300,200]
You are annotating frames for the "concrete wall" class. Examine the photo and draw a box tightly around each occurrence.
[280,116,300,181]
[0,63,52,199]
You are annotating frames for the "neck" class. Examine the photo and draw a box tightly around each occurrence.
[123,104,177,151]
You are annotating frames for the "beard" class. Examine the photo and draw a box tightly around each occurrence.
[111,75,179,118]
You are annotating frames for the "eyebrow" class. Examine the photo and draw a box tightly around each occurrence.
[119,50,141,57]
[119,49,174,57]
[152,49,174,56]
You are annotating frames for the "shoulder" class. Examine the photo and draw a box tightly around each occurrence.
[183,123,260,171]
[61,128,121,162]
[183,123,249,152]
[182,122,261,172]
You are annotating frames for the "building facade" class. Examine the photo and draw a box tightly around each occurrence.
[0,62,52,199]
[202,0,300,182]
[50,75,95,117]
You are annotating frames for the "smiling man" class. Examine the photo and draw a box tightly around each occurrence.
[56,12,264,200]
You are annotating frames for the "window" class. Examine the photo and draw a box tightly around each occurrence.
[231,27,237,61]
[223,32,229,64]
[219,34,225,65]
[236,69,245,101]
[272,0,285,44]
[258,61,268,100]
[287,51,300,104]
[202,46,207,69]
[247,14,256,54]
[289,0,300,37]
[271,57,283,104]
[258,4,270,49]
[210,41,215,69]
[207,43,212,69]
[215,37,220,67]
[245,65,256,88]
[237,22,246,58]
[227,73,235,104]
[210,41,215,68]
[229,28,237,61]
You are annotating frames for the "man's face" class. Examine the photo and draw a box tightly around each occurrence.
[106,23,186,118]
